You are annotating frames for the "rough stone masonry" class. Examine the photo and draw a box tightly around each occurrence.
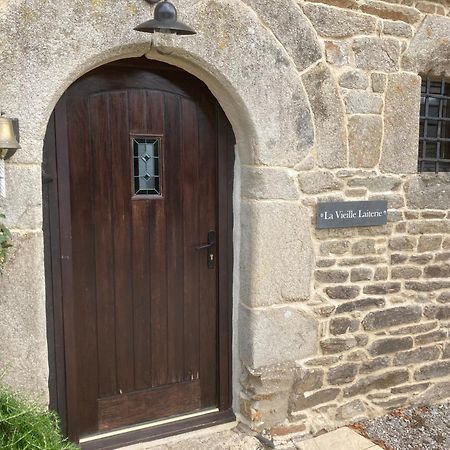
[0,0,449,442]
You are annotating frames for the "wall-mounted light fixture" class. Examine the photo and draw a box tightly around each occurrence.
[0,114,20,160]
[134,0,196,35]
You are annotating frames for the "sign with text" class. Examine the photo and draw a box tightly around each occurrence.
[317,200,388,229]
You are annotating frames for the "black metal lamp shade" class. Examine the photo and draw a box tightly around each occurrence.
[135,0,196,35]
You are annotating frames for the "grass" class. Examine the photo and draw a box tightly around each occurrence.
[0,386,79,449]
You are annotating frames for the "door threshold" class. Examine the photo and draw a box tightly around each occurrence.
[79,409,236,450]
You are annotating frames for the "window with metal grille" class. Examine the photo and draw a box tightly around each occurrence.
[418,78,450,172]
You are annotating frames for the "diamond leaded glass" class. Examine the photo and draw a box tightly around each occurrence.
[133,137,161,195]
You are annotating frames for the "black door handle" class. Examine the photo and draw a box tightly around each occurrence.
[195,231,215,269]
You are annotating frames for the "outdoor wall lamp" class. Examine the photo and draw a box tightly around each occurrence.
[0,114,20,160]
[135,0,196,35]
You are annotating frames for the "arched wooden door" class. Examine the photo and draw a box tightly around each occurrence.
[43,59,234,447]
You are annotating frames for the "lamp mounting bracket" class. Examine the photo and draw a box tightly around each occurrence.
[144,0,161,4]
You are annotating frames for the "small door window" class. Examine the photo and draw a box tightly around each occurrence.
[132,136,162,196]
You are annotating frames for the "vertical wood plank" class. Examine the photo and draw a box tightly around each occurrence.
[66,93,99,436]
[164,93,185,384]
[197,93,218,407]
[89,94,117,398]
[110,91,135,394]
[180,98,200,381]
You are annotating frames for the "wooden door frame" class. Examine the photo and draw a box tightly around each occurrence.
[43,58,235,449]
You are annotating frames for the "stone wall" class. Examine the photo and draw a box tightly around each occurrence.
[0,0,449,441]
[238,0,450,437]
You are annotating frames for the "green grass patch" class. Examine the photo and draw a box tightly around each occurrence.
[0,386,79,449]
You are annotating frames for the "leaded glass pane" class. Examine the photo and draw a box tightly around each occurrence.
[133,137,161,196]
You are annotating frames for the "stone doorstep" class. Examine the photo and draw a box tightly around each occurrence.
[117,425,381,450]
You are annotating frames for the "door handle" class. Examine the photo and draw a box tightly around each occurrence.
[196,230,215,269]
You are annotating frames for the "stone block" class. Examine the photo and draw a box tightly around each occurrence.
[292,368,324,393]
[380,73,421,173]
[320,240,351,256]
[391,254,408,264]
[343,370,409,397]
[369,337,413,355]
[391,266,422,280]
[325,40,349,66]
[240,201,313,306]
[0,232,48,399]
[352,37,400,72]
[4,164,43,230]
[371,73,387,93]
[415,330,447,345]
[389,321,437,335]
[239,305,318,369]
[241,167,299,200]
[347,175,401,192]
[435,252,450,262]
[402,16,450,77]
[421,211,447,219]
[382,20,413,38]
[298,170,342,194]
[303,4,377,38]
[360,0,422,23]
[317,259,336,268]
[352,239,376,255]
[362,306,422,330]
[374,266,388,281]
[335,297,385,314]
[330,317,360,335]
[391,383,430,394]
[412,382,450,406]
[409,254,433,265]
[424,264,450,278]
[302,63,347,168]
[336,399,366,421]
[360,356,391,374]
[344,92,383,114]
[437,292,450,304]
[339,256,387,266]
[424,305,450,320]
[315,270,349,283]
[414,361,450,381]
[338,70,369,90]
[405,281,450,292]
[325,286,360,299]
[363,282,401,295]
[351,267,373,282]
[408,220,450,235]
[347,115,383,168]
[418,235,442,253]
[405,175,450,210]
[289,387,340,412]
[305,356,341,367]
[320,336,358,354]
[328,363,358,385]
[389,236,416,251]
[393,345,441,365]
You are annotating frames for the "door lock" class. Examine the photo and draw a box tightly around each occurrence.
[196,230,216,269]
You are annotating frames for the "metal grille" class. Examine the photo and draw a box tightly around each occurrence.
[418,78,450,172]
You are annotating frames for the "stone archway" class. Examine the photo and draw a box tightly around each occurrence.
[0,0,322,429]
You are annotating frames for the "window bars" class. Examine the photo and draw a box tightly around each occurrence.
[419,78,450,173]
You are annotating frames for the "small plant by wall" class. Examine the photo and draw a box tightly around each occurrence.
[0,385,78,449]
[0,213,12,269]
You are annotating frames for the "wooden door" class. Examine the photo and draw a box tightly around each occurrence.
[43,59,234,443]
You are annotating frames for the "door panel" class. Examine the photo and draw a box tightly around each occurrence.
[44,59,234,442]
